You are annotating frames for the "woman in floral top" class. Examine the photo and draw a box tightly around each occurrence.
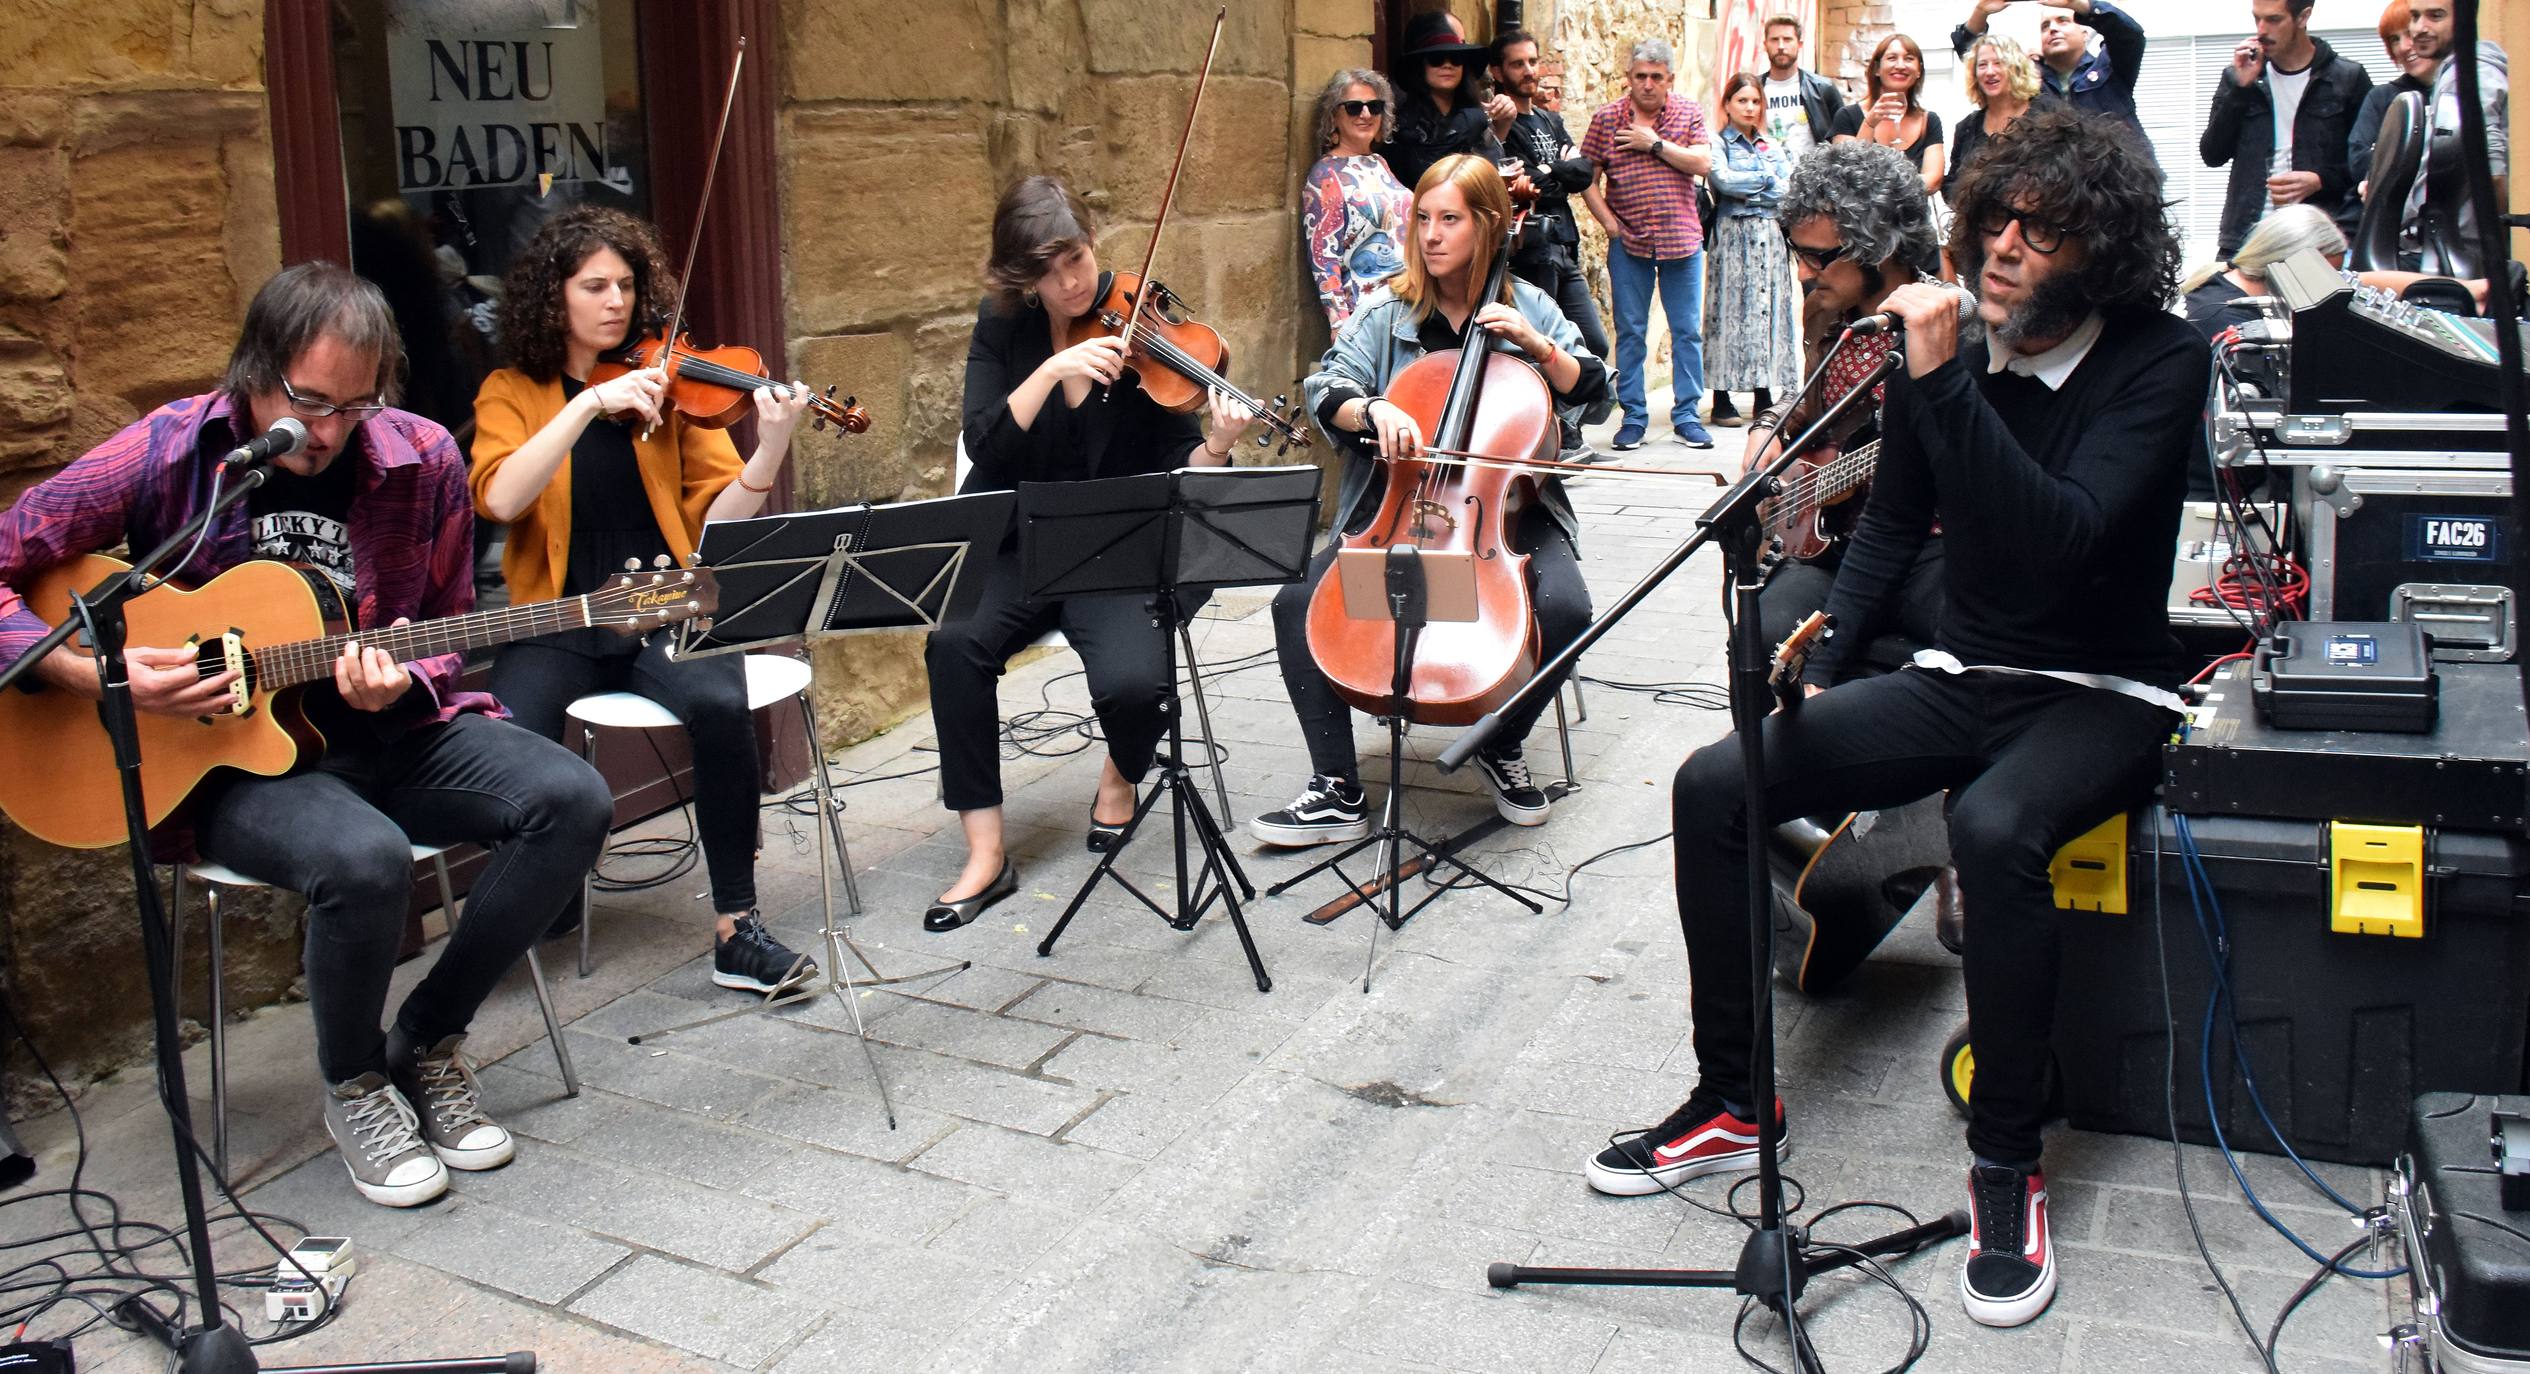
[1302,68,1413,330]
[1703,74,1801,425]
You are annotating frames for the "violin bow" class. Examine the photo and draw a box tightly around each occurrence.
[1115,6,1227,372]
[645,36,749,440]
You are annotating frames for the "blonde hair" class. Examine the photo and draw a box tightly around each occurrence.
[2180,204,2348,293]
[1963,34,2043,108]
[1389,155,1518,322]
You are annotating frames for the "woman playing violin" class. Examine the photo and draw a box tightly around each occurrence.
[469,206,819,995]
[1251,154,1606,847]
[922,175,1258,933]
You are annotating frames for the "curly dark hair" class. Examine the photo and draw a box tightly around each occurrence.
[497,206,677,382]
[1945,107,2180,317]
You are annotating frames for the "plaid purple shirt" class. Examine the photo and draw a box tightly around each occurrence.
[0,391,499,726]
[1581,93,1709,260]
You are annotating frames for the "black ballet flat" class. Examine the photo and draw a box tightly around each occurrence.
[923,861,1016,933]
[1087,804,1132,854]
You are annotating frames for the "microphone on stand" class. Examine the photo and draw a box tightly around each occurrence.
[1848,286,1978,337]
[222,416,308,468]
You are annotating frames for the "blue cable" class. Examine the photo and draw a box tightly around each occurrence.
[2172,815,2407,1281]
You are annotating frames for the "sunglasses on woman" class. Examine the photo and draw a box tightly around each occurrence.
[1339,99,1388,117]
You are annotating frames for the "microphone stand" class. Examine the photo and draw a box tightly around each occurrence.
[1445,344,1966,1371]
[0,458,534,1373]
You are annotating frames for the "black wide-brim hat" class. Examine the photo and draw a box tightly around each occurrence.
[1399,13,1487,65]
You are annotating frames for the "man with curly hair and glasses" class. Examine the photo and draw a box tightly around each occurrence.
[1589,109,2205,1331]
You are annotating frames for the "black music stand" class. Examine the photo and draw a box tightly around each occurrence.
[620,495,1020,1122]
[1266,545,1542,991]
[1025,466,1322,993]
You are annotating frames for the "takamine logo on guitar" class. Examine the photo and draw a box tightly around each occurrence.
[628,587,695,610]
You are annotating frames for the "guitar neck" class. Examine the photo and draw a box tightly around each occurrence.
[257,596,602,689]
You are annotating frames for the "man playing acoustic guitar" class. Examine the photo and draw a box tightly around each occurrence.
[0,264,614,1208]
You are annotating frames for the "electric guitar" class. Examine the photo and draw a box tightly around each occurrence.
[0,555,717,849]
[1758,438,1882,566]
[1767,610,1833,714]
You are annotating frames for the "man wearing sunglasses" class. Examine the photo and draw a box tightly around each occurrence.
[0,264,612,1209]
[1598,110,2206,1333]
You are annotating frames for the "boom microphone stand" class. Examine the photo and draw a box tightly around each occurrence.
[0,458,531,1372]
[1440,345,1964,1369]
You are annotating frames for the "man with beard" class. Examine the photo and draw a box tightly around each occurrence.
[1742,140,1946,659]
[2400,0,2507,254]
[1588,109,2203,1331]
[2200,0,2372,254]
[1491,27,1613,460]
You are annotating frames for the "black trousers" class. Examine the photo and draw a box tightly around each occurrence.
[1516,241,1614,438]
[923,543,1179,813]
[195,713,612,1084]
[1754,539,1947,678]
[492,636,760,915]
[1269,518,1593,783]
[1671,667,2175,1167]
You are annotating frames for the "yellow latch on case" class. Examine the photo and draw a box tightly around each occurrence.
[2050,812,2128,914]
[2331,822,2425,937]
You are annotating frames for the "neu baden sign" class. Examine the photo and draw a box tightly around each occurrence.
[390,19,607,192]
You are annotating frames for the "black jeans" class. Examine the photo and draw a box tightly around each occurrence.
[194,712,612,1085]
[1516,240,1614,439]
[922,543,1181,813]
[491,635,760,915]
[1754,539,1947,677]
[1671,668,2175,1167]
[1269,518,1593,783]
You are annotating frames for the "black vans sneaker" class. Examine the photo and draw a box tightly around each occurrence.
[1250,775,1370,847]
[1586,1093,1784,1196]
[1473,747,1549,826]
[714,912,816,993]
[1961,1163,2057,1328]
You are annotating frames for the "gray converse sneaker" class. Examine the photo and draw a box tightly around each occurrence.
[387,1032,515,1172]
[324,1073,448,1207]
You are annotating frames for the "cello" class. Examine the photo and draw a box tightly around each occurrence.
[1301,176,1557,725]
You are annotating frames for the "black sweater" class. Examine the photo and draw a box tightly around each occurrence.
[1810,310,2208,687]
[959,285,1204,496]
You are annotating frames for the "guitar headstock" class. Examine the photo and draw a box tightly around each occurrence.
[1767,610,1833,699]
[587,566,722,638]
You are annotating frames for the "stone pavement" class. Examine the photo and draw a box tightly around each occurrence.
[9,439,2397,1372]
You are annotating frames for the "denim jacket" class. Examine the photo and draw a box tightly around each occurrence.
[1303,278,1604,543]
[1706,127,1788,217]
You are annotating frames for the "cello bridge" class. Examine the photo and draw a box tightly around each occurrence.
[1408,499,1458,538]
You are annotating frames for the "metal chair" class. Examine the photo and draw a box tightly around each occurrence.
[170,843,578,1177]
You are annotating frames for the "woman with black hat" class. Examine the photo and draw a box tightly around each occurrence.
[1385,12,1508,191]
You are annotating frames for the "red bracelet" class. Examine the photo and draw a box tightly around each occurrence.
[735,470,774,493]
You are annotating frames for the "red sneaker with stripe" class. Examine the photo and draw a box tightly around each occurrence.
[1961,1163,2057,1327]
[1584,1094,1786,1197]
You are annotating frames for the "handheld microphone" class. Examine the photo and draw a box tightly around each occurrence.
[223,417,309,468]
[1848,287,1977,337]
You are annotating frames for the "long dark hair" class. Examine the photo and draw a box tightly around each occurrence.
[1947,108,2181,315]
[1718,72,1766,132]
[497,207,676,383]
[222,263,404,413]
[1865,33,1927,110]
[982,175,1095,313]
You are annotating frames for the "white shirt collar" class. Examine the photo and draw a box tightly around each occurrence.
[1985,310,2103,390]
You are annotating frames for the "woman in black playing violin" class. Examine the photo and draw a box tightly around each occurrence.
[1251,154,1605,849]
[922,175,1258,933]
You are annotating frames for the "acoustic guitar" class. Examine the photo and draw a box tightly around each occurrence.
[0,555,716,849]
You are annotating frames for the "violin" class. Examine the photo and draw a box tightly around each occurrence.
[587,37,869,442]
[1302,191,1555,725]
[590,331,870,434]
[1061,274,1311,452]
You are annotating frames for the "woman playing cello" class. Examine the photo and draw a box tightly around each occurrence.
[1251,154,1606,847]
[921,175,1260,933]
[469,207,820,995]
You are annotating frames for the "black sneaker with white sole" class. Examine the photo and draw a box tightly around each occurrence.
[1585,1093,1784,1196]
[1473,747,1549,826]
[1961,1163,2057,1327]
[714,912,816,993]
[1250,774,1370,847]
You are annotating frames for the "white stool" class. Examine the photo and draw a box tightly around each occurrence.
[170,844,578,1178]
[564,652,860,978]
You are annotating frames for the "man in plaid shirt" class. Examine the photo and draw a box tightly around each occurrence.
[1582,36,1718,451]
[0,264,611,1209]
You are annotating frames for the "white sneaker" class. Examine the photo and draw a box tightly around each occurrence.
[323,1073,449,1207]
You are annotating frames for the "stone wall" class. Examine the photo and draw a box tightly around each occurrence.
[1,0,289,1104]
[776,0,1334,744]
